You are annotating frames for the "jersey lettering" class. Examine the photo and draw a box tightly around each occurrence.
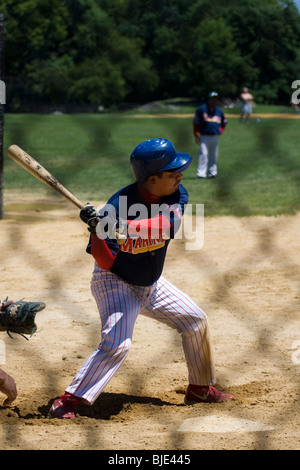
[120,236,166,254]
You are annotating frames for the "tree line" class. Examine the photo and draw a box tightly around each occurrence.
[0,0,300,111]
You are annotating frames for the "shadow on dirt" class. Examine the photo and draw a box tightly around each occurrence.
[37,392,178,420]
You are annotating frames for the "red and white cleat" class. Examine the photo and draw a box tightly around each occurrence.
[48,393,82,419]
[184,384,234,404]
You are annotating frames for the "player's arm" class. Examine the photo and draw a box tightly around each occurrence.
[80,203,121,270]
[0,368,17,406]
[219,112,227,134]
[127,214,171,239]
[193,123,201,143]
[90,235,119,270]
[193,109,203,144]
[81,201,181,269]
[89,215,171,269]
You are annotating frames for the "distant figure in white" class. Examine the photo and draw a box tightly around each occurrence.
[239,87,255,123]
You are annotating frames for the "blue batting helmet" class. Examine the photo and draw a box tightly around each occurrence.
[130,138,193,183]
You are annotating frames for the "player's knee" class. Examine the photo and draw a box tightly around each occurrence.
[99,337,132,359]
[182,311,209,337]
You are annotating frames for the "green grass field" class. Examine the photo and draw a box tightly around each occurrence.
[3,106,300,217]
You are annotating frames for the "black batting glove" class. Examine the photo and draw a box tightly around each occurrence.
[80,202,99,224]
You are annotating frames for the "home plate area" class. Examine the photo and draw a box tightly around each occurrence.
[177,415,275,433]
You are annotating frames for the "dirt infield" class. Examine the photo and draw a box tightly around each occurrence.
[0,191,299,450]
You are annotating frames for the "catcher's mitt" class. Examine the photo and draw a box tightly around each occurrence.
[0,298,46,339]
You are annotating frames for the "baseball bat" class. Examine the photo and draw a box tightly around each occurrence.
[7,145,127,244]
[7,144,83,208]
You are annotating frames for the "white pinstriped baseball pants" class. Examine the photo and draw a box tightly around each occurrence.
[66,269,216,405]
[197,135,219,178]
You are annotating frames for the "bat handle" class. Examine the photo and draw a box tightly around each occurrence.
[81,204,127,245]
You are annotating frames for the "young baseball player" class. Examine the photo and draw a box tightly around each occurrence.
[49,138,234,419]
[193,91,227,179]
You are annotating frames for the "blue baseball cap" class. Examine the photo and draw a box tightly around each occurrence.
[208,91,219,98]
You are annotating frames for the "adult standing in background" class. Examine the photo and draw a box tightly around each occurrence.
[239,87,255,123]
[193,92,227,179]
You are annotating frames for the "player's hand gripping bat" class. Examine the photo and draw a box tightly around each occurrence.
[7,145,127,244]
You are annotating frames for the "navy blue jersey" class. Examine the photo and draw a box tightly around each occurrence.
[193,103,227,135]
[86,182,189,286]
